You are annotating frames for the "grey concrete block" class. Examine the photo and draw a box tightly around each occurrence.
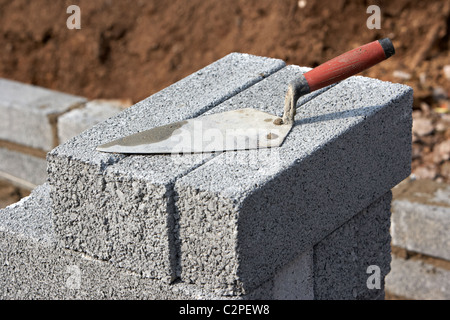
[0,185,228,299]
[0,184,300,299]
[45,53,412,297]
[0,183,388,300]
[313,192,392,300]
[244,192,393,300]
[47,53,286,283]
[272,249,314,300]
[391,179,450,261]
[385,255,450,300]
[0,147,47,187]
[57,100,128,144]
[0,78,86,151]
[233,248,315,300]
[175,74,412,294]
[0,184,54,245]
[48,53,286,170]
[1,54,411,299]
[0,238,225,300]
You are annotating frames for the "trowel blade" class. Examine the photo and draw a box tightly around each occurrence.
[96,108,293,154]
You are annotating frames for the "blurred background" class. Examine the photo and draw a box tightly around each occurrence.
[0,0,449,299]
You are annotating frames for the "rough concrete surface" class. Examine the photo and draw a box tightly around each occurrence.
[0,183,306,299]
[11,52,412,299]
[0,78,86,151]
[0,185,222,299]
[386,256,450,300]
[392,201,450,261]
[391,179,450,261]
[272,249,314,300]
[57,100,128,144]
[47,53,286,283]
[0,183,394,300]
[0,184,54,245]
[313,192,392,300]
[175,73,412,294]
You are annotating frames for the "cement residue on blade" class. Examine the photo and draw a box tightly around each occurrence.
[100,121,188,148]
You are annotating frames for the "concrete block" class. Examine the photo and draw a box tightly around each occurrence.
[175,74,412,294]
[385,255,450,300]
[47,53,286,283]
[391,179,450,261]
[223,191,392,300]
[0,183,392,300]
[58,99,130,144]
[0,78,86,151]
[272,249,314,300]
[0,147,47,188]
[0,184,54,245]
[92,65,329,288]
[0,184,306,299]
[46,53,412,297]
[313,192,392,300]
[0,185,232,299]
[1,54,412,299]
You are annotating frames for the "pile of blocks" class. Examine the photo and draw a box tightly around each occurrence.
[0,79,129,188]
[386,178,450,299]
[0,53,413,299]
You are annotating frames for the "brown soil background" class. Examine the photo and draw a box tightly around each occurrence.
[2,0,449,174]
[2,0,449,196]
[0,0,449,299]
[1,0,448,102]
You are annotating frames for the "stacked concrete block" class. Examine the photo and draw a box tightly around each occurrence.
[57,99,131,144]
[1,53,413,299]
[47,53,287,283]
[0,78,85,188]
[0,184,224,299]
[0,78,87,151]
[0,78,133,189]
[313,192,392,300]
[386,256,450,300]
[386,178,450,299]
[174,72,412,295]
[250,191,393,300]
[0,183,393,300]
[0,147,47,189]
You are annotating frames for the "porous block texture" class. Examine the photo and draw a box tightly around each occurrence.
[0,184,393,300]
[313,192,392,300]
[175,74,412,294]
[47,53,286,282]
[0,185,230,299]
[57,100,127,144]
[386,256,450,300]
[46,52,412,296]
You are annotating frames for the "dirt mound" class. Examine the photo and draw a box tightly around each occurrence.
[0,0,448,100]
[0,0,449,183]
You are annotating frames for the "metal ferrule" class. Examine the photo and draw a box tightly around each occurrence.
[282,74,310,125]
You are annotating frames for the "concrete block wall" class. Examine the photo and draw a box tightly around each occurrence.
[385,178,450,299]
[0,53,413,299]
[0,184,392,299]
[0,78,128,189]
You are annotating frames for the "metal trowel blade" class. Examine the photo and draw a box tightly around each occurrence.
[96,108,293,154]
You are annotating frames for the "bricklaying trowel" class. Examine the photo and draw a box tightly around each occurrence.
[97,39,395,154]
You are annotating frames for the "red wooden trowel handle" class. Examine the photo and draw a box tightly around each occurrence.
[304,38,395,92]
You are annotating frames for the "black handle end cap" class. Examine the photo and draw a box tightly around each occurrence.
[378,38,395,59]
